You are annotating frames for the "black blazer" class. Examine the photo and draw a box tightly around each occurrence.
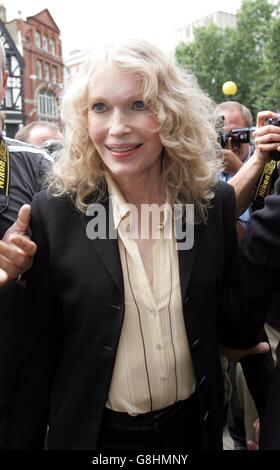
[6,181,252,450]
[235,169,280,449]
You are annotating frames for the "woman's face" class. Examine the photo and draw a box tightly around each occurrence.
[87,63,163,183]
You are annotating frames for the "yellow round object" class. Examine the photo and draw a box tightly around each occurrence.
[222,81,238,96]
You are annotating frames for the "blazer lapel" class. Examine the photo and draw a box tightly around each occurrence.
[91,233,123,294]
[81,193,202,300]
[81,196,124,294]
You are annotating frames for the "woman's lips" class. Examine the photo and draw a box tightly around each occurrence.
[105,143,143,157]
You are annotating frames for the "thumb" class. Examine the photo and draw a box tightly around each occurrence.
[248,341,270,356]
[0,269,9,286]
[11,204,31,235]
[247,440,259,450]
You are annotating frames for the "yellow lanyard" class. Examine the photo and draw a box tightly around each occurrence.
[0,136,10,214]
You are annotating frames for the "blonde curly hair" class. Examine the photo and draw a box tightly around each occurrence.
[50,39,222,223]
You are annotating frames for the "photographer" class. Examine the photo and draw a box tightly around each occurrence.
[214,103,254,448]
[215,101,255,241]
[216,101,254,177]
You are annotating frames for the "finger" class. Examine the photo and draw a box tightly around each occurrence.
[254,142,280,154]
[10,204,31,236]
[9,235,37,257]
[253,127,280,141]
[256,111,278,128]
[247,440,259,451]
[254,419,260,444]
[0,241,33,270]
[0,268,9,286]
[225,138,233,151]
[0,255,23,281]
[254,133,280,145]
[248,342,270,355]
[223,149,237,158]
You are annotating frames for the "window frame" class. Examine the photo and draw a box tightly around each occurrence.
[36,59,43,80]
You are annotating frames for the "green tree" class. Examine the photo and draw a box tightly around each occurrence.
[257,16,280,112]
[175,0,280,118]
[176,23,229,102]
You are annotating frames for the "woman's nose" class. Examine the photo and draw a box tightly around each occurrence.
[108,111,131,137]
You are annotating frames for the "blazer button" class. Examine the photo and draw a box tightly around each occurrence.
[109,304,121,310]
[100,345,112,352]
[199,375,206,386]
[184,296,190,305]
[191,338,200,349]
[203,411,209,422]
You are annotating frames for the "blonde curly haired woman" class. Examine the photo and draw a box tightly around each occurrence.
[7,40,245,450]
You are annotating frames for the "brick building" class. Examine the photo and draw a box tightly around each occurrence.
[6,8,63,127]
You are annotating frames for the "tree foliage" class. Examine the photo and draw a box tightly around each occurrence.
[175,0,280,118]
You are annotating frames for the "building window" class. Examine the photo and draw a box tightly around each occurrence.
[5,88,13,108]
[50,38,56,55]
[43,35,49,52]
[45,63,50,81]
[52,65,57,83]
[36,60,43,79]
[35,31,41,48]
[37,91,58,121]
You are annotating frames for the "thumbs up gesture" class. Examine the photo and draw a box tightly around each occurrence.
[0,205,37,285]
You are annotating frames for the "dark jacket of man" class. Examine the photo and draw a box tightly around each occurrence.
[0,137,51,417]
[235,168,280,449]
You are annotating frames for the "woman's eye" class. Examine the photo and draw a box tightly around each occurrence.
[132,100,146,111]
[92,103,107,113]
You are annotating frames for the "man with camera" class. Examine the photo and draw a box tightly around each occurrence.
[216,101,254,175]
[215,101,256,449]
[216,101,255,242]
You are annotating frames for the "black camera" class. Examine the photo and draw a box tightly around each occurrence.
[42,139,63,156]
[266,114,280,160]
[267,115,280,126]
[218,127,252,149]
